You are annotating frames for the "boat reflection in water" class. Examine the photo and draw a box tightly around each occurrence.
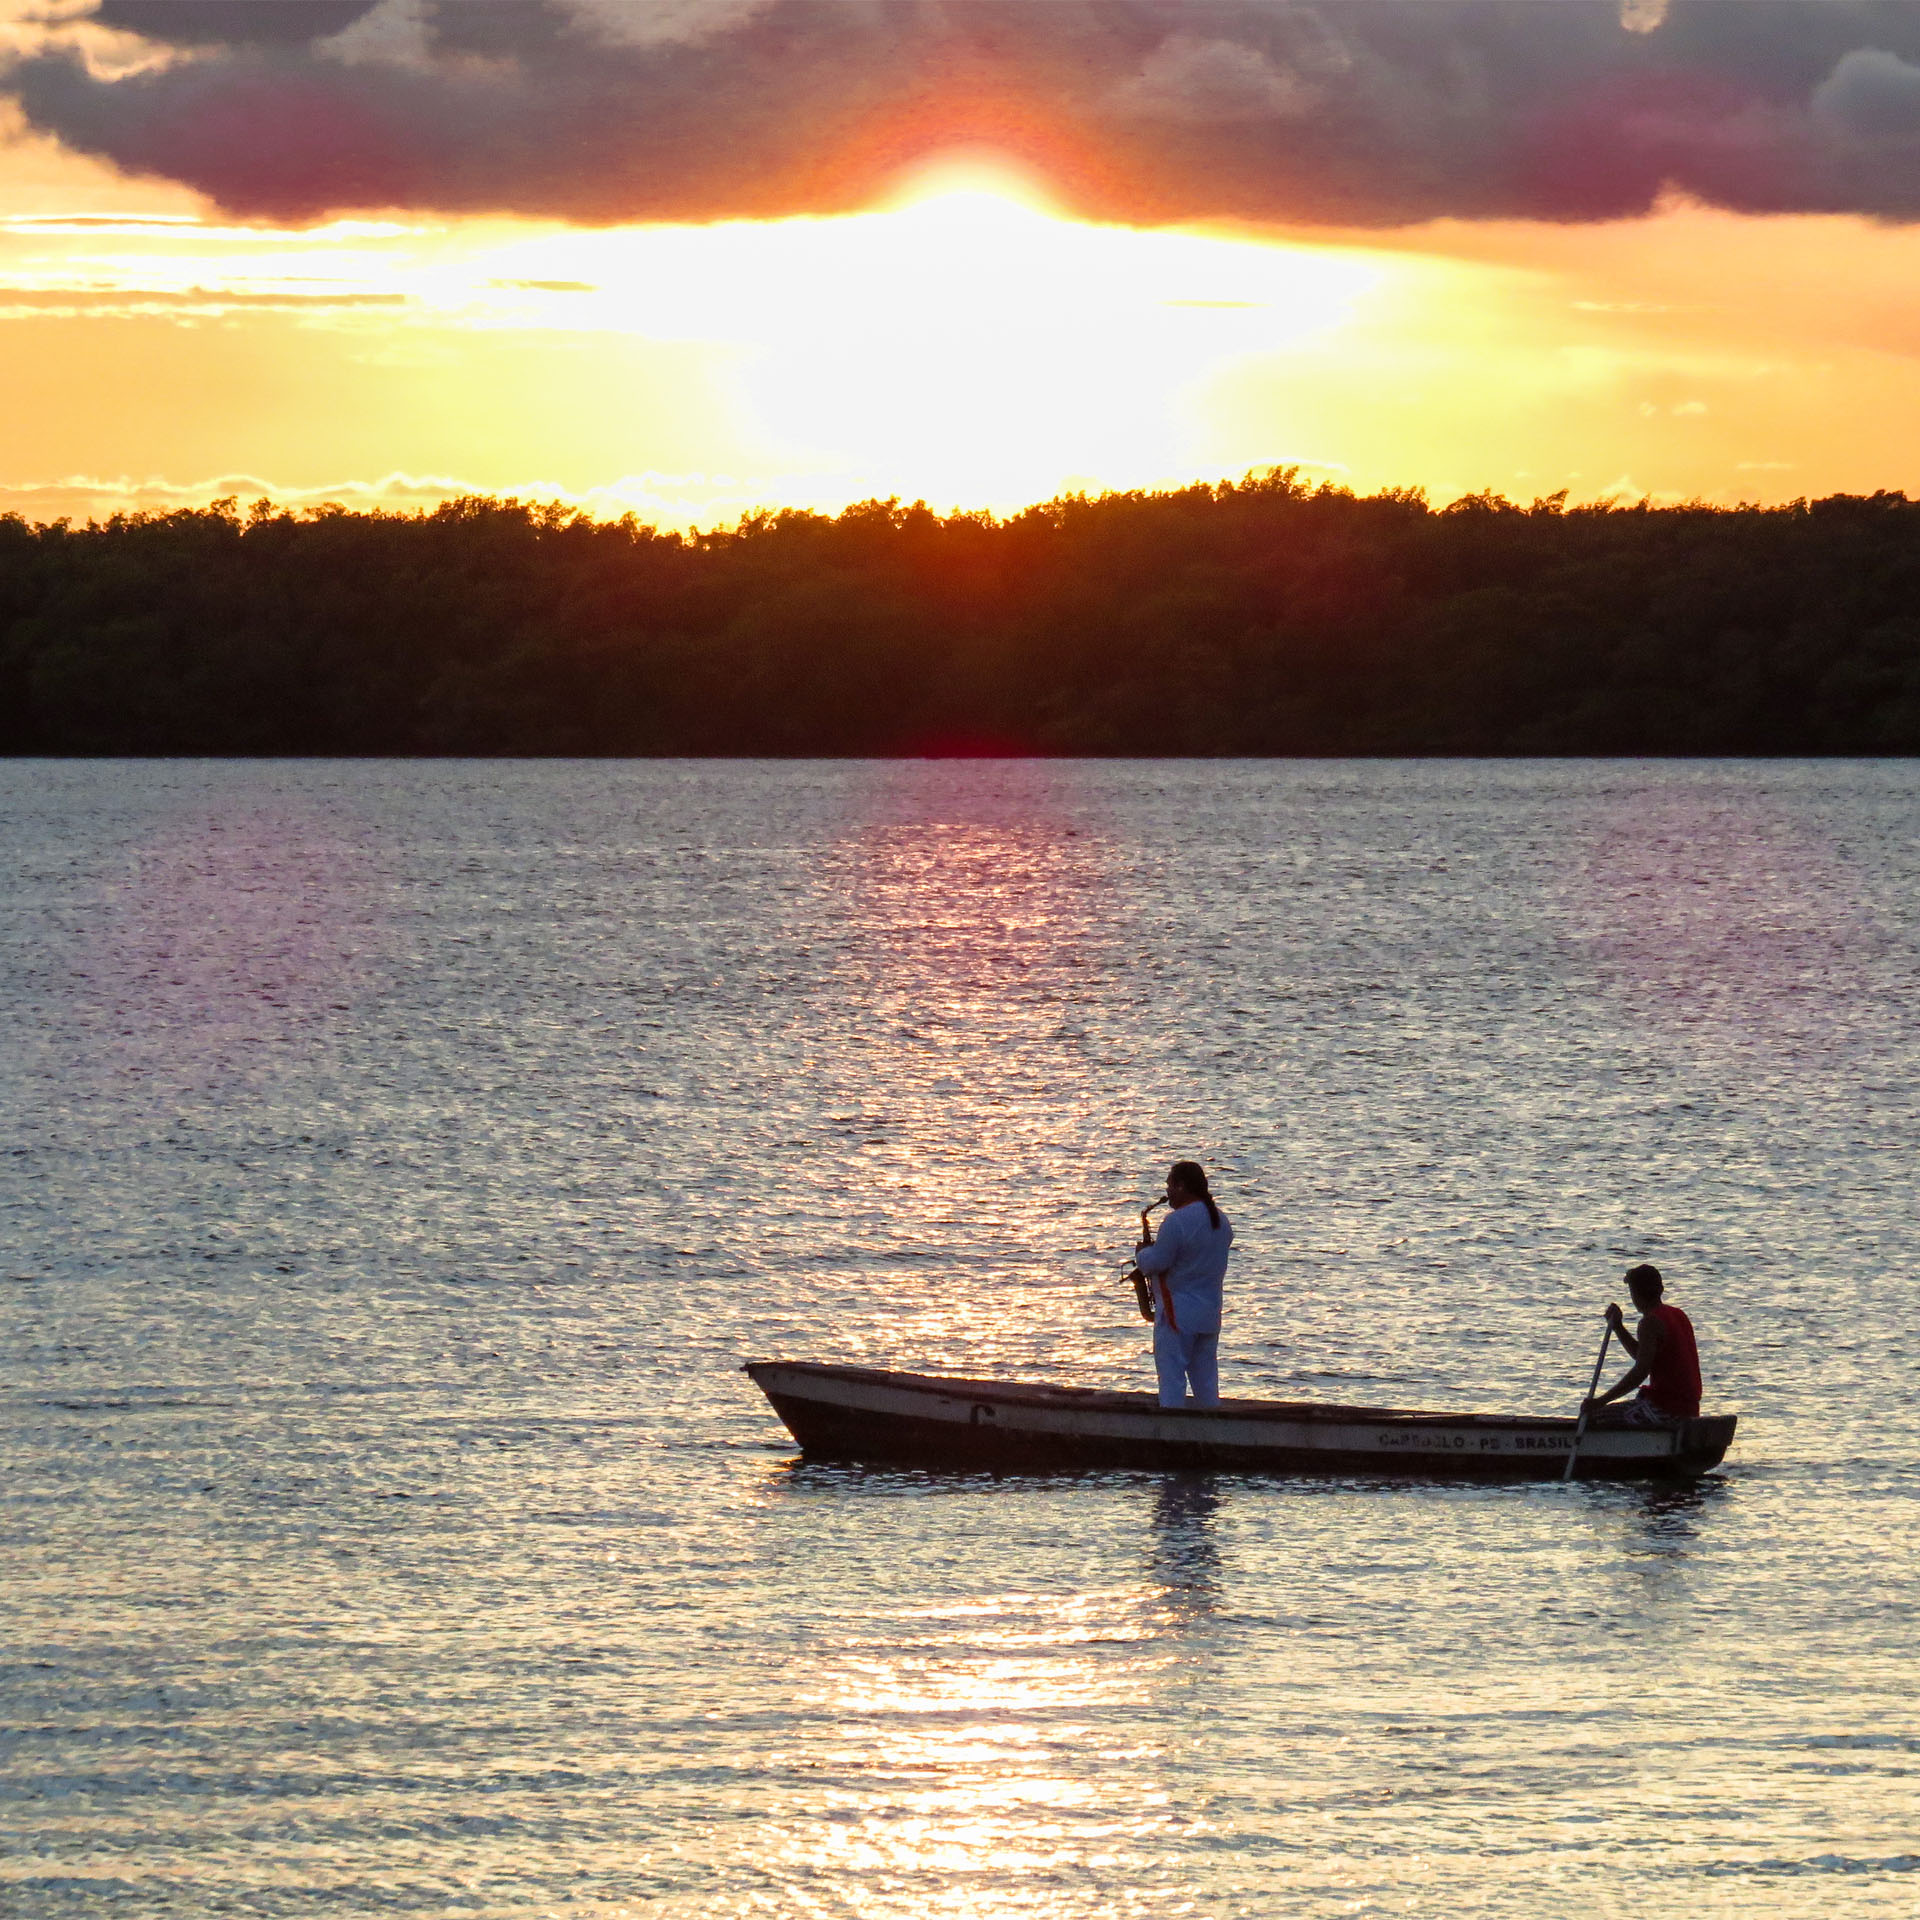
[1148,1476,1222,1616]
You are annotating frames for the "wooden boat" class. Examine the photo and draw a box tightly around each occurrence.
[745,1360,1738,1480]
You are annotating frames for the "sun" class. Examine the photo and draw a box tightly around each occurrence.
[223,162,1393,518]
[879,149,1071,219]
[717,171,1387,508]
[456,181,1386,510]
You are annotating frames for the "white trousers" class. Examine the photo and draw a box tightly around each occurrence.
[1154,1322,1220,1409]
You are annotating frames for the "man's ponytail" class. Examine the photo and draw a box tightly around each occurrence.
[1171,1160,1221,1229]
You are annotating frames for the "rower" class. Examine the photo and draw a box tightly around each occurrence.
[1134,1161,1234,1410]
[1583,1263,1702,1427]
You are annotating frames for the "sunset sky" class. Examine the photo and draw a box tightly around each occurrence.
[8,0,1920,529]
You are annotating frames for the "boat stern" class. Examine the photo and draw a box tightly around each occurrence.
[1678,1411,1738,1472]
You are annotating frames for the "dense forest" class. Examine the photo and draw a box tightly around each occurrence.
[3,471,1919,754]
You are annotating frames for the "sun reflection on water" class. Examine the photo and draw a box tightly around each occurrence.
[9,762,1920,1917]
[800,761,1143,1383]
[753,1471,1232,1916]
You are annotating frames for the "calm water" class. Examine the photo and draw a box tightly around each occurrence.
[2,758,1917,1918]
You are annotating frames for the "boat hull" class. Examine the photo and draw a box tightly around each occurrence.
[745,1361,1737,1480]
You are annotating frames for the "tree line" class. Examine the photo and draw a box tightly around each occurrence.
[3,471,1919,755]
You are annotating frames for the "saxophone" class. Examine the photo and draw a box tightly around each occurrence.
[1125,1201,1162,1321]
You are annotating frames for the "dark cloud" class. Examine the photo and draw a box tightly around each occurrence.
[14,1,1920,227]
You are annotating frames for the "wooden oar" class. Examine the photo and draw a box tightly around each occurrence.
[1562,1319,1614,1483]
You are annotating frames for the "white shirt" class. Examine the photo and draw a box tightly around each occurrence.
[1135,1199,1233,1335]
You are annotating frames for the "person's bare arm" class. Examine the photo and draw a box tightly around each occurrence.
[1605,1300,1641,1359]
[1588,1312,1665,1409]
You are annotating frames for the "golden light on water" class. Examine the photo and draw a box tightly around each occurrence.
[810,761,1147,1385]
[14,754,1920,1915]
[781,1583,1187,1906]
[748,1474,1234,1914]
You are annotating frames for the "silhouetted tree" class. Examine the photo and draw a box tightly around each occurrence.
[3,474,1919,754]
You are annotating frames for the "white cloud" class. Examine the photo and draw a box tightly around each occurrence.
[557,0,776,52]
[1108,35,1320,125]
[1813,47,1920,143]
[0,464,845,532]
[318,0,433,70]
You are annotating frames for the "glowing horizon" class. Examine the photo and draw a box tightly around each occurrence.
[9,117,1920,532]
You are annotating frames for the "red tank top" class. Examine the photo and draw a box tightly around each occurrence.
[1640,1303,1702,1418]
